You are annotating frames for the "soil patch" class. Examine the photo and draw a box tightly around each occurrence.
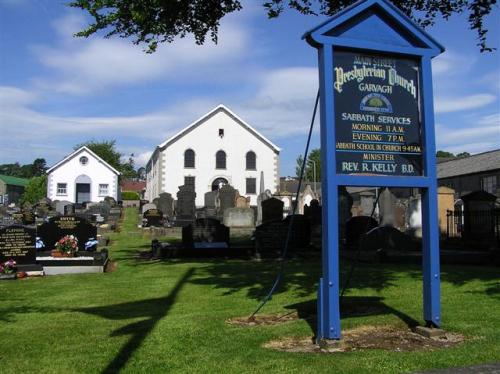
[227,312,299,326]
[105,260,118,273]
[263,325,465,353]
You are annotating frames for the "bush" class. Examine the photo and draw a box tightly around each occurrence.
[121,191,140,200]
[20,175,47,205]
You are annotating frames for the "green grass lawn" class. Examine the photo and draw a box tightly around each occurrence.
[1,208,499,373]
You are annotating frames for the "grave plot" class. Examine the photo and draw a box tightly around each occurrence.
[35,215,108,275]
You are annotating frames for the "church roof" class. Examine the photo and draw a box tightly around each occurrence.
[157,105,281,153]
[47,146,121,175]
[437,149,500,179]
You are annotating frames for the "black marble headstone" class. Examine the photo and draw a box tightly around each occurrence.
[261,197,284,223]
[182,218,230,248]
[0,225,36,264]
[143,209,163,227]
[37,216,97,251]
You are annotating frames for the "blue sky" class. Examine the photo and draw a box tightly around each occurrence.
[0,0,499,176]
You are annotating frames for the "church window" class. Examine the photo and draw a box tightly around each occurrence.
[216,150,226,169]
[184,149,195,168]
[246,178,256,194]
[246,151,256,170]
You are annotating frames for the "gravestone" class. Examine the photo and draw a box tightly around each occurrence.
[359,191,375,216]
[86,202,111,221]
[157,193,174,218]
[304,199,322,248]
[104,196,117,207]
[0,225,36,264]
[142,203,157,214]
[22,207,35,225]
[379,188,397,226]
[143,208,164,227]
[408,196,422,238]
[217,185,237,217]
[257,189,272,224]
[175,185,196,226]
[204,191,218,218]
[64,204,75,216]
[182,218,230,248]
[339,186,353,240]
[223,208,254,227]
[345,216,379,248]
[261,197,284,223]
[254,215,311,254]
[55,200,73,215]
[37,216,97,251]
[235,195,250,209]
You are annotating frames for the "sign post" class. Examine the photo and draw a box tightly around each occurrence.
[304,0,444,340]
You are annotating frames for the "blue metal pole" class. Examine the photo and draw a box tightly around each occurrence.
[420,56,441,327]
[318,45,341,340]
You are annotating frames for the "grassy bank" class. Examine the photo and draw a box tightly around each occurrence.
[1,208,499,373]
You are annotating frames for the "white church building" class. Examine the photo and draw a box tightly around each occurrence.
[47,146,120,204]
[145,105,280,206]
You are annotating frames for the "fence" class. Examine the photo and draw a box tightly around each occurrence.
[446,209,500,244]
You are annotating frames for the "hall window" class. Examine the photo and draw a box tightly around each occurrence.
[57,183,67,195]
[246,151,256,170]
[216,150,226,169]
[99,184,109,196]
[184,176,195,188]
[246,178,256,194]
[184,149,195,168]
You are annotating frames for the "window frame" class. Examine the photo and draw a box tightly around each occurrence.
[57,183,67,196]
[215,150,227,170]
[184,176,195,188]
[481,175,497,194]
[98,183,109,196]
[246,151,257,170]
[246,177,257,195]
[184,149,195,168]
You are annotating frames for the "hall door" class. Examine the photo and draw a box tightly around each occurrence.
[76,183,91,203]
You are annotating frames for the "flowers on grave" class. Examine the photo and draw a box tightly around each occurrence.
[54,235,79,255]
[0,259,17,274]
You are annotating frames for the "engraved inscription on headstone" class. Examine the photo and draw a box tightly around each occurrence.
[37,216,97,251]
[0,225,36,264]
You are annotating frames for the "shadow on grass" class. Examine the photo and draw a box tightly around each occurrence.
[0,305,62,322]
[285,296,420,336]
[189,260,401,301]
[74,268,194,374]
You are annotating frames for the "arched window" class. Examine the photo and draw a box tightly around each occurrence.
[216,150,226,169]
[246,151,256,170]
[184,149,195,168]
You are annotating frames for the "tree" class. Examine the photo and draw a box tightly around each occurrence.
[296,148,321,182]
[455,152,471,158]
[71,0,497,52]
[436,150,455,158]
[31,158,47,177]
[20,175,47,205]
[121,154,138,180]
[137,167,146,181]
[76,140,122,172]
[76,140,140,178]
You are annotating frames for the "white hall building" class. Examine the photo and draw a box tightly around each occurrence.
[145,105,280,207]
[47,146,120,204]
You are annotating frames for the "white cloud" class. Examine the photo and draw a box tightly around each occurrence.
[236,67,319,137]
[32,13,250,95]
[432,51,476,77]
[436,114,500,153]
[434,94,496,113]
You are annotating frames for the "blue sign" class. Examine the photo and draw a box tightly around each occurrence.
[304,0,444,341]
